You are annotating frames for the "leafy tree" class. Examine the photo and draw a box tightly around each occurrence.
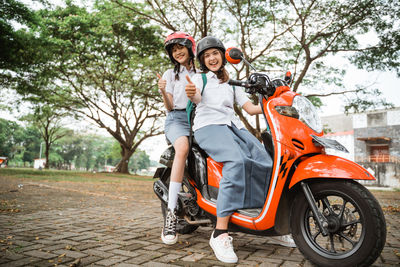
[48,133,152,172]
[1,0,37,70]
[75,134,111,171]
[1,115,154,170]
[48,133,116,170]
[129,149,151,174]
[29,0,166,173]
[48,150,64,169]
[21,105,70,169]
[350,0,400,77]
[21,126,42,163]
[114,0,398,138]
[0,118,24,159]
[0,0,51,96]
[52,132,84,169]
[222,0,396,136]
[112,0,219,38]
[91,136,118,171]
[0,119,42,166]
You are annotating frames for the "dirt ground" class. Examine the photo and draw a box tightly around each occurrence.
[0,176,157,215]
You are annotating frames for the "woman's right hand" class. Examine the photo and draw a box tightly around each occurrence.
[157,73,166,92]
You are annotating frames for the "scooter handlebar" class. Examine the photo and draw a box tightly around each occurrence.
[229,73,275,95]
[228,79,252,88]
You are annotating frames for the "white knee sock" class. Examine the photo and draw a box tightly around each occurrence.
[168,181,181,211]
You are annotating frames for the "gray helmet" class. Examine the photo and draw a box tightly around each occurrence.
[196,36,226,71]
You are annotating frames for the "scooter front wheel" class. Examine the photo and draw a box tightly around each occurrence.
[290,180,386,267]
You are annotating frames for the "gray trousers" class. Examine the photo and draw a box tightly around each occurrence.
[194,124,272,217]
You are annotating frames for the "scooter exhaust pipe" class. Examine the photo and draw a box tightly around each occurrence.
[153,180,169,205]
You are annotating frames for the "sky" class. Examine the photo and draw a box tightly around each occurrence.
[321,67,400,116]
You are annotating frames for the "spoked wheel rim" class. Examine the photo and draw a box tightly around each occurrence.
[301,190,366,259]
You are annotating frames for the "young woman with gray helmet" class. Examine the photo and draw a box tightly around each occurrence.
[185,36,294,263]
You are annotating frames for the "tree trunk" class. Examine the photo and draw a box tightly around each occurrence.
[114,146,134,174]
[44,142,50,169]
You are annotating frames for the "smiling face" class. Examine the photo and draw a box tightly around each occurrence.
[171,44,190,65]
[203,48,223,72]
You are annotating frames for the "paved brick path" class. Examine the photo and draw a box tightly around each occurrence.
[0,183,399,266]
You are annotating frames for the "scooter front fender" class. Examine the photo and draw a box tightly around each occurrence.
[289,154,375,189]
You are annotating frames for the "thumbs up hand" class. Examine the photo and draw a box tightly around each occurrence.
[185,75,197,98]
[157,73,166,92]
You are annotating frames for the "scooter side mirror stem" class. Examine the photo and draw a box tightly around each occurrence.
[242,57,257,72]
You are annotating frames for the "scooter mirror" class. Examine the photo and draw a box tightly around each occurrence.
[284,71,292,84]
[226,47,243,64]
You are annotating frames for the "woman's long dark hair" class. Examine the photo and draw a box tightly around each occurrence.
[173,57,196,80]
[199,50,229,83]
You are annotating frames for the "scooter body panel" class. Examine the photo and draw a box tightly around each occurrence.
[288,154,376,188]
[207,158,223,188]
[248,93,323,230]
[265,91,323,151]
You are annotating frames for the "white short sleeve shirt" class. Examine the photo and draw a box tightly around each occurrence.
[191,71,250,131]
[162,66,196,110]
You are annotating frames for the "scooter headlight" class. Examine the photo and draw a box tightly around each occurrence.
[292,95,322,133]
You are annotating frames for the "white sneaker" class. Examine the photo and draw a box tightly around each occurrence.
[161,209,178,245]
[209,231,238,263]
[267,234,296,248]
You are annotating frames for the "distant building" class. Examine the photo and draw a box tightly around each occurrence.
[104,165,115,172]
[34,158,46,169]
[321,107,400,188]
[137,166,158,176]
[353,109,400,163]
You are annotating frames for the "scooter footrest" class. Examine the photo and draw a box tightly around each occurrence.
[237,208,262,218]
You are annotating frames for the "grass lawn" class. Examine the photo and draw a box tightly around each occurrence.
[0,168,153,183]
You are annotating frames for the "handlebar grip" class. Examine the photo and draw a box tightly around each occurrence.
[228,79,251,88]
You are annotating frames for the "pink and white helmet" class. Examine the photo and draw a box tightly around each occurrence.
[164,32,196,63]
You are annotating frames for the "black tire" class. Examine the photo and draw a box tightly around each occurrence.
[161,175,199,235]
[290,180,386,267]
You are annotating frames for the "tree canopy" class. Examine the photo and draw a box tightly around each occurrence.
[114,0,398,136]
[21,104,70,169]
[0,0,51,96]
[0,117,153,171]
[18,0,168,173]
[0,118,25,158]
[2,0,399,171]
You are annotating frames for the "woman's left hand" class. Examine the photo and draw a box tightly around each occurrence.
[185,75,197,98]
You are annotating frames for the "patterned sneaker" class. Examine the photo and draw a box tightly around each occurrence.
[209,231,238,263]
[267,234,296,248]
[161,209,178,245]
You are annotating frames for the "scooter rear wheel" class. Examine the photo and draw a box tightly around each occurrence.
[290,180,386,267]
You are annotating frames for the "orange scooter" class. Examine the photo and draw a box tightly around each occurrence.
[153,47,386,267]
